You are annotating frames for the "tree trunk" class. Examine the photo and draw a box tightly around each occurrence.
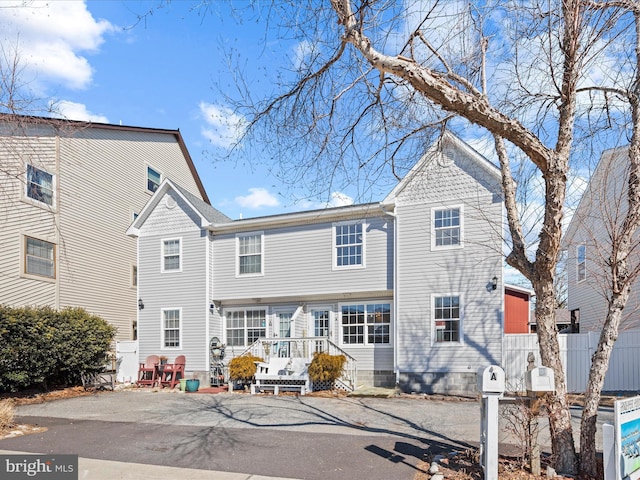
[533,282,578,474]
[580,299,625,478]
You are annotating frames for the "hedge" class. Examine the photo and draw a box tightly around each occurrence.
[0,305,116,392]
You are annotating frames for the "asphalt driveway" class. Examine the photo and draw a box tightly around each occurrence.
[0,390,614,480]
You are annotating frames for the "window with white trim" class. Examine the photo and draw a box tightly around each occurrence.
[225,309,266,347]
[147,165,161,193]
[577,244,586,283]
[162,238,181,272]
[26,164,54,206]
[24,236,55,278]
[334,221,364,268]
[162,309,181,348]
[434,295,461,343]
[341,303,391,345]
[433,207,462,248]
[237,233,263,275]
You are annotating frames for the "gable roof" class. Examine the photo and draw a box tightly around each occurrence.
[127,178,230,236]
[382,130,502,206]
[0,114,210,204]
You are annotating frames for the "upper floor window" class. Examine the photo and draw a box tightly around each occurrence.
[132,265,138,287]
[334,221,364,268]
[162,238,181,272]
[26,164,54,206]
[24,236,55,279]
[225,309,266,347]
[433,295,461,343]
[577,244,586,283]
[432,206,462,249]
[237,232,263,275]
[162,308,181,348]
[341,303,391,345]
[147,165,161,193]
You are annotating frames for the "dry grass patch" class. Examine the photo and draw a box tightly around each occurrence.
[0,398,15,432]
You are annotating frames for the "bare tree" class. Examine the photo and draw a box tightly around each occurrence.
[205,0,640,475]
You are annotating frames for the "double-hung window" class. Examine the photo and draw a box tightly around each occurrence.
[433,295,461,343]
[162,308,181,348]
[162,238,181,272]
[577,244,586,283]
[341,303,391,345]
[26,164,54,206]
[147,165,161,193]
[237,232,263,275]
[24,236,55,279]
[334,221,364,268]
[225,309,266,347]
[432,206,462,249]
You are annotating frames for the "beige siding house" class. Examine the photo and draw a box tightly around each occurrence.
[0,116,209,341]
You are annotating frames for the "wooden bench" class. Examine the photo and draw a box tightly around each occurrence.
[81,372,115,390]
[251,357,310,395]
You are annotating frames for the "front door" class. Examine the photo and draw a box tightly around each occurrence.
[274,309,294,357]
[310,308,331,353]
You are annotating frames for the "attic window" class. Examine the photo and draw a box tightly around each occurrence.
[147,166,161,193]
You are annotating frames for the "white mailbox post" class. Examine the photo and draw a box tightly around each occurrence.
[477,365,505,480]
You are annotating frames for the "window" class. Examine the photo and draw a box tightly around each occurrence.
[162,309,180,348]
[162,239,181,272]
[26,164,54,206]
[147,165,161,193]
[433,207,462,248]
[434,295,461,343]
[132,265,138,287]
[577,244,586,282]
[225,309,266,347]
[24,236,55,278]
[341,303,391,345]
[237,233,263,275]
[334,221,364,268]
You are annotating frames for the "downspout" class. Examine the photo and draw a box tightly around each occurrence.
[383,205,400,388]
[205,230,211,373]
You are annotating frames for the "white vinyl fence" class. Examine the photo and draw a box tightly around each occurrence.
[503,330,640,393]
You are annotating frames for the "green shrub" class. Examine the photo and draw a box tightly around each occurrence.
[228,355,263,381]
[0,306,116,392]
[308,352,346,384]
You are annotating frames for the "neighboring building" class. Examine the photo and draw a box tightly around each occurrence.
[129,132,506,395]
[504,284,534,334]
[529,309,574,333]
[564,146,640,332]
[0,116,209,341]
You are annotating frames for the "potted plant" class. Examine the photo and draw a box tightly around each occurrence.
[185,373,200,392]
[159,356,168,365]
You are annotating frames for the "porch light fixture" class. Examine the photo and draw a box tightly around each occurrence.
[138,298,144,310]
[491,276,498,291]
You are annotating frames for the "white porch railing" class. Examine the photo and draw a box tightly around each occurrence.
[242,337,357,391]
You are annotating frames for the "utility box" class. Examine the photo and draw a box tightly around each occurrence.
[477,365,505,394]
[525,366,555,393]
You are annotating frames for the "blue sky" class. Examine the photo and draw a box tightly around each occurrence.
[0,0,362,220]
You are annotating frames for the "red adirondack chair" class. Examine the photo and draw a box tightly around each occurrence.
[160,355,186,389]
[138,355,160,386]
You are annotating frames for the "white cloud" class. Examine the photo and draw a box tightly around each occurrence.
[199,102,247,149]
[326,191,354,207]
[54,100,109,123]
[0,1,114,90]
[235,188,280,209]
[292,40,315,70]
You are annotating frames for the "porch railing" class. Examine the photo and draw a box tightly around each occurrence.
[242,337,357,391]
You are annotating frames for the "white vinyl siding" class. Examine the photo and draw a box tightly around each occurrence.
[334,221,364,269]
[24,236,56,279]
[162,238,181,272]
[162,308,181,348]
[237,232,263,276]
[432,206,463,249]
[26,164,54,207]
